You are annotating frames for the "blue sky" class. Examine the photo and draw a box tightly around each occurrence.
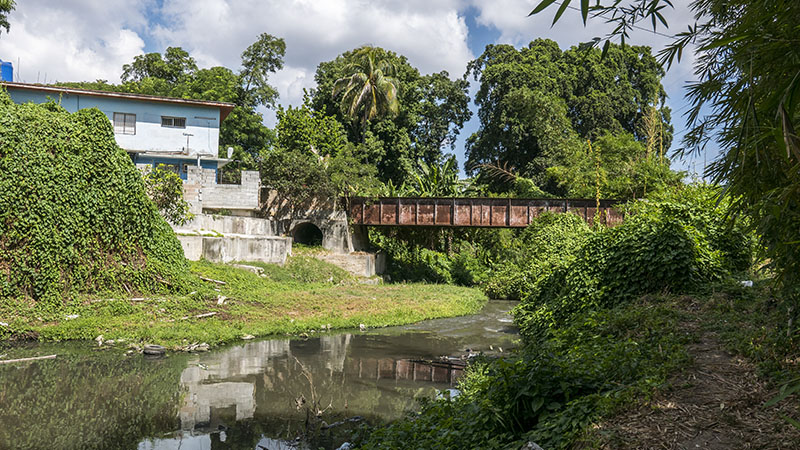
[0,0,711,177]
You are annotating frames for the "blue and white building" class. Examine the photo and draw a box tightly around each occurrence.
[2,81,235,180]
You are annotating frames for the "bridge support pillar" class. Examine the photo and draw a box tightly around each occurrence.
[349,225,370,252]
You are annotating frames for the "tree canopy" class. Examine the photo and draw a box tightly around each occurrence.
[465,39,672,183]
[312,46,472,184]
[530,0,800,304]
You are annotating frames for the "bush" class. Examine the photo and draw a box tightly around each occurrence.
[370,232,453,284]
[483,212,590,300]
[0,94,191,304]
[514,184,753,341]
[142,164,193,225]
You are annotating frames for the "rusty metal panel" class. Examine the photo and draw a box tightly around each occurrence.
[399,203,415,225]
[586,207,599,226]
[380,200,396,224]
[606,208,624,226]
[509,202,529,227]
[417,201,435,225]
[475,202,487,225]
[453,200,472,226]
[435,202,452,225]
[364,203,380,224]
[350,202,363,223]
[491,200,508,226]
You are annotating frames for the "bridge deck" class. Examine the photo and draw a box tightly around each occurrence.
[349,197,623,228]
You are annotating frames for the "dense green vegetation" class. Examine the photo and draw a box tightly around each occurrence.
[354,185,762,449]
[0,92,191,304]
[0,252,485,348]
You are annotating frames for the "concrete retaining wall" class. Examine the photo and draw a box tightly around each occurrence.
[315,252,386,277]
[178,234,291,264]
[180,214,280,236]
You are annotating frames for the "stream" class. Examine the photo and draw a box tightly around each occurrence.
[0,300,517,450]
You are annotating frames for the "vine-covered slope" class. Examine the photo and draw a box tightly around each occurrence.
[0,92,190,303]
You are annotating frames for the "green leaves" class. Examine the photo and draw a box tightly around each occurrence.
[142,164,193,226]
[466,39,673,189]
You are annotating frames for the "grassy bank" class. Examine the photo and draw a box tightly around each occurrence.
[0,255,486,349]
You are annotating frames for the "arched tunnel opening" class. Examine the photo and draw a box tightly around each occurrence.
[292,222,323,247]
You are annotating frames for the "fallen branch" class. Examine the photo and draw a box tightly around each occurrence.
[197,276,226,285]
[0,354,57,365]
[194,312,217,319]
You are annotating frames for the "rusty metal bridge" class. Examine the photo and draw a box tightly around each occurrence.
[349,197,623,228]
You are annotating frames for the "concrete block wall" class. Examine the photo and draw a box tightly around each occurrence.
[183,167,260,214]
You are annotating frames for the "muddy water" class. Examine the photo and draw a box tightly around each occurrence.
[0,300,517,450]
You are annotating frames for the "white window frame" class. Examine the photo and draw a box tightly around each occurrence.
[161,116,187,128]
[113,112,136,135]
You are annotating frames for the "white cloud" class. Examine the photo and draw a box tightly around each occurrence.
[153,0,474,113]
[0,0,149,83]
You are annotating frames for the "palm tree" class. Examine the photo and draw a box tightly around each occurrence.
[333,46,400,138]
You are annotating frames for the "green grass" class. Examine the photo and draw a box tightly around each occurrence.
[0,256,486,349]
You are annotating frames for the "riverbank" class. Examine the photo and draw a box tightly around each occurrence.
[0,254,486,349]
[353,282,800,449]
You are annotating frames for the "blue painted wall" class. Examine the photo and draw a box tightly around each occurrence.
[135,156,218,180]
[6,87,222,157]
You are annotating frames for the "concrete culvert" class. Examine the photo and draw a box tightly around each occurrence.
[293,222,323,246]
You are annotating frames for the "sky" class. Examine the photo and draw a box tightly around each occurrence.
[0,0,712,176]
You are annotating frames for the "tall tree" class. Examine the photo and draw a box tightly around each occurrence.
[332,45,400,137]
[465,39,672,185]
[313,46,471,184]
[239,33,286,108]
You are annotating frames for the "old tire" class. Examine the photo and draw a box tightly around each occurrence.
[143,344,166,356]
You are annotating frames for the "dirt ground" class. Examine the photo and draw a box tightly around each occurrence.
[593,300,800,450]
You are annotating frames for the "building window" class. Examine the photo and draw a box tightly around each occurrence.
[113,112,136,135]
[161,116,186,128]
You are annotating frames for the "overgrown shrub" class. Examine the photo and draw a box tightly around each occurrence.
[142,164,193,225]
[484,213,590,300]
[514,185,753,341]
[370,232,453,283]
[0,94,191,304]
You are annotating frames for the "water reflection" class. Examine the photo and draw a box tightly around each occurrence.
[1,301,517,450]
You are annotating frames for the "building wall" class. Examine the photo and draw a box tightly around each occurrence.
[135,156,218,181]
[6,88,221,157]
